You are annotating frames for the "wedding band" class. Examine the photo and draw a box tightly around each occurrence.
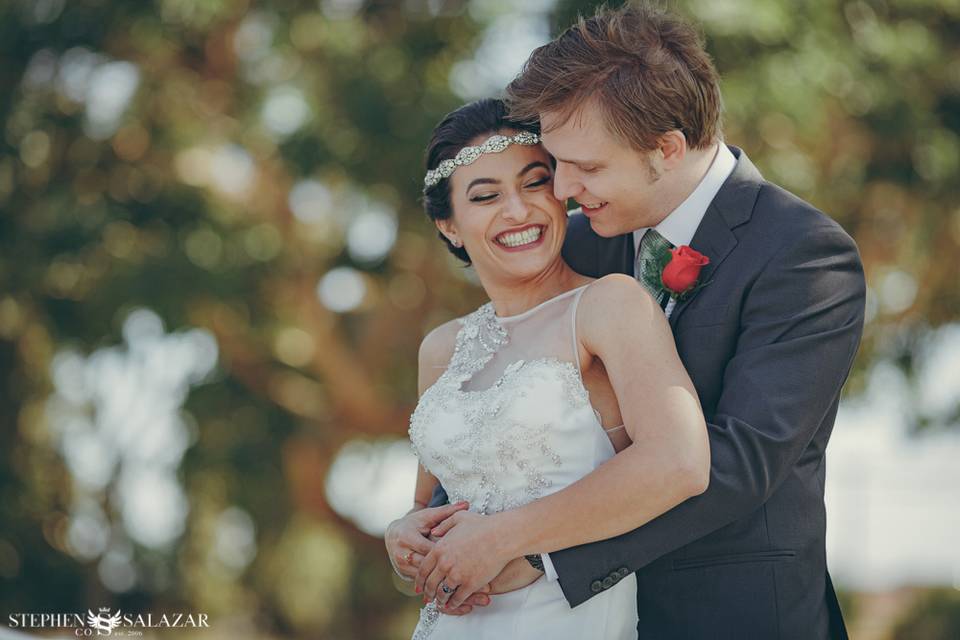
[440,582,454,594]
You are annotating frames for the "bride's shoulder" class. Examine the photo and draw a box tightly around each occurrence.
[419,318,459,363]
[577,275,670,358]
[577,274,661,331]
[581,274,655,310]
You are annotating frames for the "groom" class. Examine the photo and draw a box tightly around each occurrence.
[394,4,865,638]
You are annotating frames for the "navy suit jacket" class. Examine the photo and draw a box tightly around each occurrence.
[432,147,864,639]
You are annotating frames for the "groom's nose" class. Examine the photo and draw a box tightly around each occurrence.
[552,162,580,201]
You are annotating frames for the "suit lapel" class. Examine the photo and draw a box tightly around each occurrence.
[593,229,634,277]
[668,146,763,329]
[667,202,738,327]
[621,231,636,276]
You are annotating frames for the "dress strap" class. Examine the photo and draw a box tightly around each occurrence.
[569,284,590,378]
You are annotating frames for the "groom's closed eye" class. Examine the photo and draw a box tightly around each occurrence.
[553,156,603,173]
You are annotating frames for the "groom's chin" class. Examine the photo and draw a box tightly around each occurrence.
[586,215,625,238]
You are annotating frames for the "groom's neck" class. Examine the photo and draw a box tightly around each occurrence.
[646,142,721,227]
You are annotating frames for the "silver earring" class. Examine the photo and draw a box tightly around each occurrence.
[451,239,462,248]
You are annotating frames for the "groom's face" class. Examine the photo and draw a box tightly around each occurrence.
[540,101,667,237]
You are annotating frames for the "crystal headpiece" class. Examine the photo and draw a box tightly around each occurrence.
[424,131,540,189]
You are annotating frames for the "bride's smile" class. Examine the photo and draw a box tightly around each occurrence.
[436,136,570,289]
[493,224,545,250]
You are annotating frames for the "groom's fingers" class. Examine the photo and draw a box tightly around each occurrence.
[442,591,490,615]
[449,580,483,610]
[442,604,472,616]
[419,501,469,531]
[422,564,446,602]
[407,535,434,557]
[414,549,438,595]
[429,512,462,538]
[441,604,473,616]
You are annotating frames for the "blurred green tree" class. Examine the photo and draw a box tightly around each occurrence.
[0,0,957,638]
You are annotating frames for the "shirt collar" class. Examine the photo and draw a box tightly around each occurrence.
[633,143,737,253]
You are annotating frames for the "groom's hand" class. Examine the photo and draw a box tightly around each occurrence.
[385,501,469,581]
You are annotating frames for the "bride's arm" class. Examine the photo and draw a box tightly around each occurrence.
[385,321,468,579]
[418,275,710,603]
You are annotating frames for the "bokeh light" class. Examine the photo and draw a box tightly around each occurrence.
[316,267,367,313]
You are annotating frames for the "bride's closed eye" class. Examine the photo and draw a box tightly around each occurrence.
[468,174,552,203]
[470,191,500,203]
[523,175,552,189]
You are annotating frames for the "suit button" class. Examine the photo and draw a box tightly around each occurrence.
[602,576,614,589]
[590,580,603,593]
[618,567,630,578]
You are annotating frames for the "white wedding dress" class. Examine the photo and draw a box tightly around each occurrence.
[408,284,638,640]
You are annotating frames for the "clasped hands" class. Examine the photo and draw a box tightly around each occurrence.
[385,501,543,614]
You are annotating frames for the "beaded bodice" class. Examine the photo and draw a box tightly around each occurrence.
[408,285,617,516]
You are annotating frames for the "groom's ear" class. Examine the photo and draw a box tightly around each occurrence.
[657,130,688,171]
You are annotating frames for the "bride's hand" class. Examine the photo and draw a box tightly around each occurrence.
[415,510,514,609]
[384,501,469,581]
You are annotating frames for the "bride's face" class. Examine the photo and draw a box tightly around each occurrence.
[438,131,567,283]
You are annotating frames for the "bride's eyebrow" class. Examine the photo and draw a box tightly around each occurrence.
[517,161,551,176]
[466,177,499,192]
[465,161,551,193]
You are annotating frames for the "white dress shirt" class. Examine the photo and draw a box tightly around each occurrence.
[541,143,737,582]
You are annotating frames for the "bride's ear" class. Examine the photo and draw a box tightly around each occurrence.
[436,219,463,248]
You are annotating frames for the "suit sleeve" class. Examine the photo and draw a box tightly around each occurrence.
[428,482,448,508]
[550,222,867,607]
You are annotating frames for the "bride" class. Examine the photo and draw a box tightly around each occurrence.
[388,98,709,639]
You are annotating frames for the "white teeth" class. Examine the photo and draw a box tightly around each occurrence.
[496,226,543,248]
[581,202,606,210]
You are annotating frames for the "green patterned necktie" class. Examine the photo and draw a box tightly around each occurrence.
[635,229,674,310]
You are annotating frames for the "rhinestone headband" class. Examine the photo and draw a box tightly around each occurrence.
[424,131,540,189]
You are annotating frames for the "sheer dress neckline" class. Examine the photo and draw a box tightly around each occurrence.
[493,283,591,322]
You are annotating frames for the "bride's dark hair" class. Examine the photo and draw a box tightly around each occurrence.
[422,98,540,265]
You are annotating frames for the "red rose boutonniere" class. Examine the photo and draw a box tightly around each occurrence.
[658,245,710,300]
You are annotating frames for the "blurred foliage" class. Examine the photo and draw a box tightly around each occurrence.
[0,0,957,638]
[891,588,960,640]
